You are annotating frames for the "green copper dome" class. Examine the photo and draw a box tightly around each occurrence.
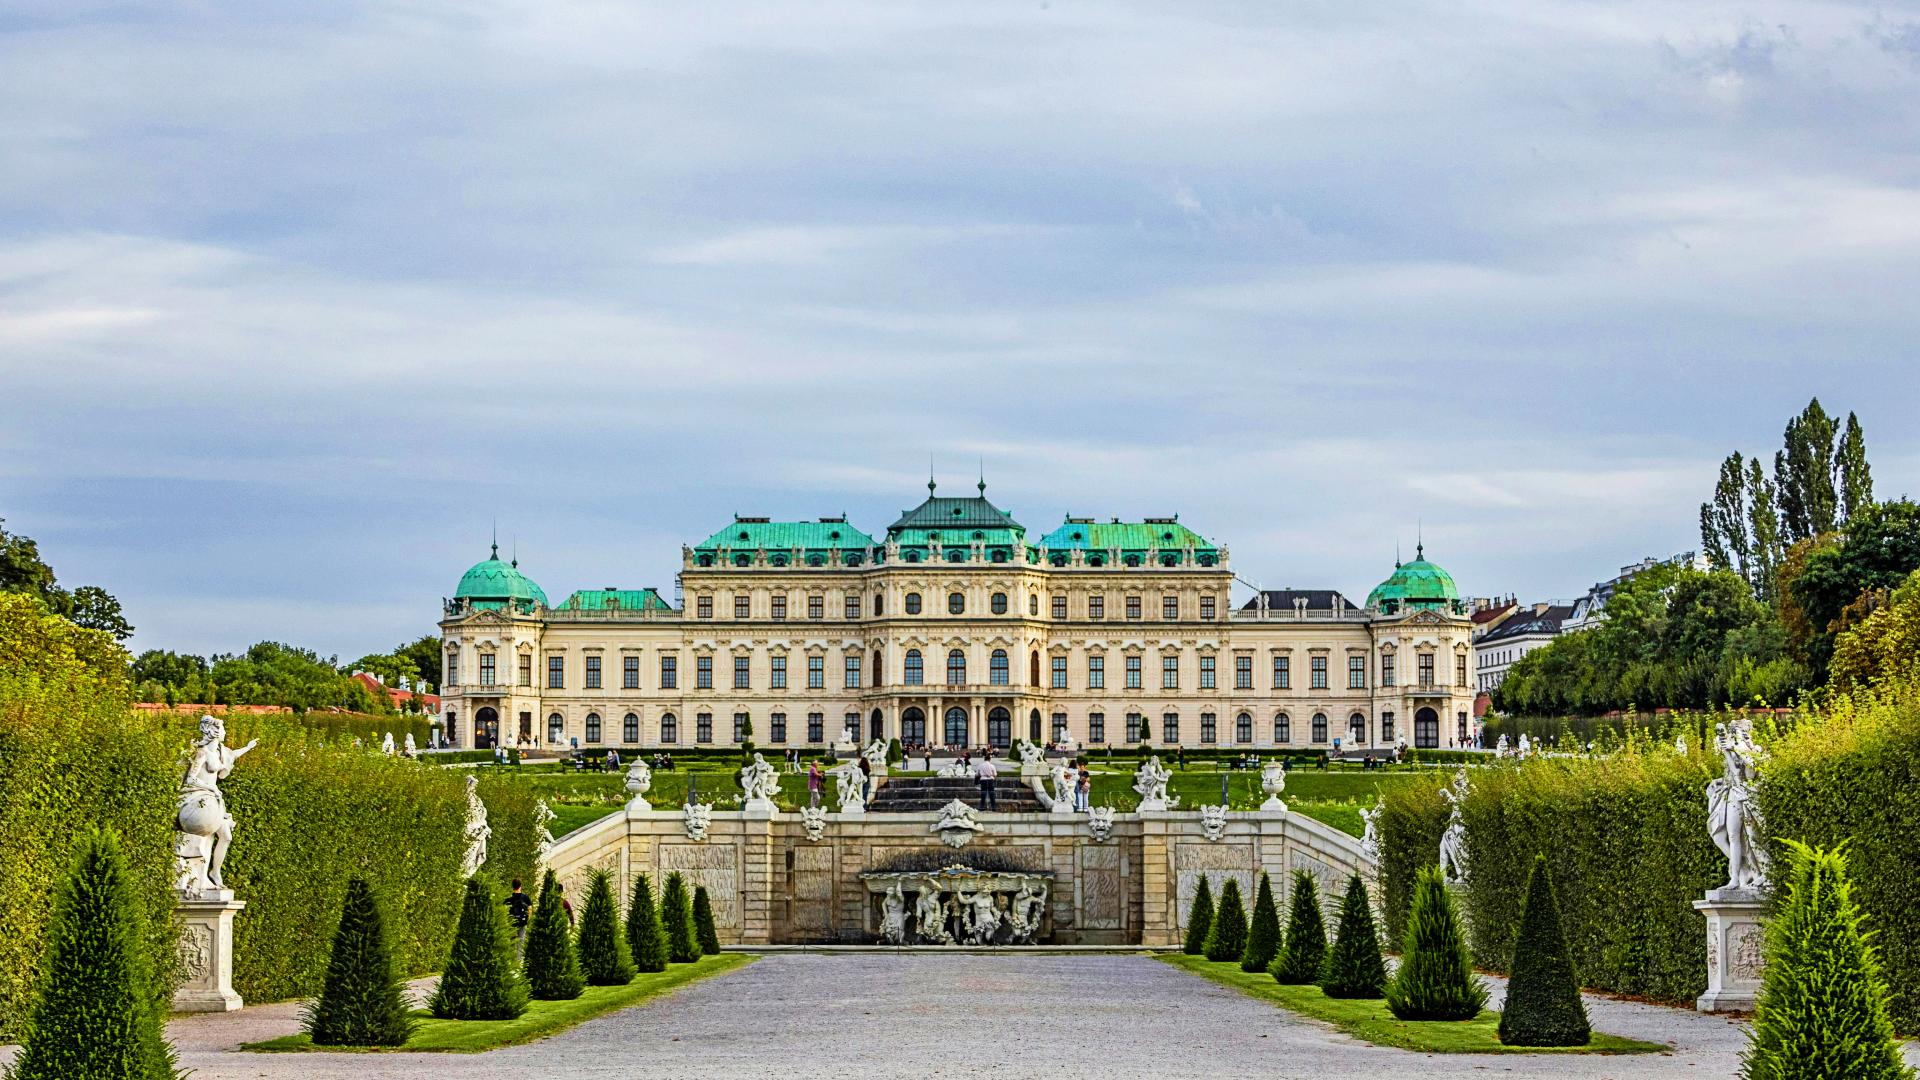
[1366,544,1459,612]
[454,545,548,610]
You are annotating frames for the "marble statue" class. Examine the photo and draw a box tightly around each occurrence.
[740,752,780,810]
[1495,733,1510,758]
[881,882,908,945]
[683,801,714,841]
[459,774,489,878]
[1050,761,1075,812]
[1359,803,1382,863]
[1133,755,1172,812]
[174,714,258,897]
[936,761,970,778]
[1200,803,1228,842]
[965,889,1002,944]
[1707,720,1769,893]
[1675,734,1688,755]
[1517,733,1532,757]
[1438,768,1469,884]
[800,804,828,842]
[830,757,866,814]
[402,732,418,758]
[1087,805,1116,842]
[381,731,396,756]
[863,739,888,769]
[533,799,557,869]
[931,799,983,848]
[838,725,857,750]
[1260,761,1287,811]
[1016,739,1046,774]
[915,879,952,944]
[624,758,654,812]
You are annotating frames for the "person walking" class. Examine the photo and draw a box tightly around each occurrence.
[858,754,873,802]
[975,753,999,811]
[504,877,533,955]
[807,759,824,807]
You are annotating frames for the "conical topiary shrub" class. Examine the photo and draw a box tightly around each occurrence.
[1241,872,1281,973]
[8,828,175,1080]
[626,873,669,974]
[1743,841,1912,1080]
[1319,873,1388,998]
[1204,877,1248,963]
[1499,856,1589,1046]
[431,874,528,1019]
[305,876,415,1046]
[1272,870,1328,984]
[576,869,636,986]
[1183,876,1216,956]
[662,872,700,964]
[693,885,722,956]
[1386,866,1486,1021]
[522,869,585,1000]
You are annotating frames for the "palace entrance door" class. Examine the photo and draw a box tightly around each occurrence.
[987,707,1011,749]
[1414,707,1440,749]
[944,706,969,748]
[475,706,499,749]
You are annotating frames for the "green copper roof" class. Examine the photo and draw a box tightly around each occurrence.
[1365,545,1459,610]
[887,481,1025,536]
[1039,517,1218,554]
[454,546,549,608]
[555,588,676,613]
[694,517,876,552]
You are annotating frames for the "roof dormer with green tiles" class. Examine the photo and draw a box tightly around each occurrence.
[553,587,678,616]
[1036,515,1222,568]
[883,479,1029,565]
[689,515,878,568]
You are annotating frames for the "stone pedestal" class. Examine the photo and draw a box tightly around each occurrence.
[173,894,245,1013]
[1260,796,1286,812]
[1694,888,1767,1013]
[742,797,777,813]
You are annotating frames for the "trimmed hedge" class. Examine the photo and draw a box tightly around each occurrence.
[1497,856,1589,1047]
[523,869,584,1000]
[305,876,415,1046]
[693,886,722,956]
[662,873,699,964]
[1182,876,1214,956]
[1204,878,1248,963]
[1319,874,1387,999]
[1387,866,1485,1021]
[1272,869,1327,985]
[429,874,526,1020]
[626,874,669,974]
[577,869,635,986]
[1241,872,1280,973]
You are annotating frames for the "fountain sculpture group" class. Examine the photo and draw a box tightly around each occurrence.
[865,867,1053,946]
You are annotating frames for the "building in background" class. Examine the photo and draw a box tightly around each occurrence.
[1475,603,1575,692]
[1562,551,1710,633]
[437,482,1478,754]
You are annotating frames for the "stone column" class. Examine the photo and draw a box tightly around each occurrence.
[1694,888,1767,1013]
[1138,812,1175,945]
[174,894,246,1012]
[739,810,776,946]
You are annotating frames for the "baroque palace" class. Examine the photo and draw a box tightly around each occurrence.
[438,482,1477,754]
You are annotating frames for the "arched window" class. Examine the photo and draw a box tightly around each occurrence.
[871,707,885,742]
[989,649,1009,685]
[944,706,969,747]
[1029,593,1040,616]
[948,591,965,614]
[902,707,926,743]
[947,649,967,686]
[1274,713,1291,743]
[1382,711,1396,742]
[991,549,1008,563]
[905,549,922,563]
[1236,712,1253,743]
[988,707,1011,748]
[548,713,565,744]
[1312,713,1328,743]
[905,592,922,614]
[947,548,966,563]
[1029,708,1043,743]
[1350,713,1367,742]
[872,592,884,615]
[585,712,602,743]
[991,592,1008,614]
[623,712,639,743]
[697,553,714,566]
[660,713,678,743]
[904,649,924,685]
[873,648,884,685]
[733,553,750,566]
[1415,707,1440,749]
[1029,650,1041,685]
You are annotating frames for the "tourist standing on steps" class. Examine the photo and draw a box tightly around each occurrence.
[807,760,824,807]
[858,754,873,801]
[975,754,999,810]
[505,877,533,954]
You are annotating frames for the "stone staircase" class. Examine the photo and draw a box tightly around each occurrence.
[865,775,1047,813]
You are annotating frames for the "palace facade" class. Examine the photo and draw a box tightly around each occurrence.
[438,483,1477,753]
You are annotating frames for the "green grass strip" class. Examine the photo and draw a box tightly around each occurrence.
[244,953,752,1054]
[1160,954,1667,1055]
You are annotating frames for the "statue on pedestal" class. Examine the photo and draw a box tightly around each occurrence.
[625,758,654,812]
[881,882,908,945]
[1133,755,1171,811]
[402,733,418,758]
[1707,720,1769,894]
[1359,804,1382,863]
[175,715,257,897]
[914,880,951,944]
[459,775,489,878]
[1259,761,1287,811]
[1050,762,1075,811]
[1438,768,1469,884]
[381,732,396,756]
[739,752,779,810]
[830,758,866,813]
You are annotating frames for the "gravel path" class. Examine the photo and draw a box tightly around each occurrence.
[12,953,1920,1078]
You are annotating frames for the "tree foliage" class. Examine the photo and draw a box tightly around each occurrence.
[692,885,722,955]
[626,874,669,974]
[0,518,132,641]
[1497,856,1590,1047]
[429,874,527,1020]
[661,873,700,964]
[522,870,584,1000]
[1319,874,1388,999]
[576,869,635,986]
[1828,570,1920,691]
[1240,871,1280,973]
[305,876,415,1046]
[1386,866,1487,1021]
[1203,877,1248,963]
[1182,876,1214,956]
[1272,870,1328,984]
[1786,500,1920,678]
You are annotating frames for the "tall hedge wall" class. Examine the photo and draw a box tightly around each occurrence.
[1376,772,1448,947]
[1758,684,1920,1030]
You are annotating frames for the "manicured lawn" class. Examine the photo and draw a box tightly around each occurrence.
[244,954,752,1053]
[1160,954,1668,1055]
[549,802,623,836]
[1086,766,1423,814]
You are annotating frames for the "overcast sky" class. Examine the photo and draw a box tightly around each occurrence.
[3,1,1917,660]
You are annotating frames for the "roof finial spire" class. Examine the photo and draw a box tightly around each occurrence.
[491,519,498,560]
[928,454,937,496]
[1417,518,1424,561]
[1395,539,1402,569]
[512,535,518,569]
[977,457,986,496]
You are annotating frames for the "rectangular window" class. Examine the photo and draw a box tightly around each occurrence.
[622,655,640,689]
[1381,650,1395,687]
[1310,656,1328,689]
[1456,654,1468,687]
[1051,656,1068,689]
[733,712,748,741]
[1235,655,1252,689]
[1126,595,1142,620]
[1052,712,1068,742]
[547,655,564,689]
[845,655,862,689]
[1349,655,1366,690]
[696,656,712,689]
[1199,656,1215,689]
[1125,656,1142,689]
[585,656,602,689]
[771,595,787,620]
[1162,712,1180,744]
[771,713,787,742]
[1274,655,1290,690]
[1088,655,1105,689]
[1419,653,1435,687]
[770,655,787,689]
[1162,655,1179,690]
[696,713,713,743]
[661,714,678,743]
[1089,712,1106,743]
[807,712,824,743]
[808,594,823,619]
[734,595,750,619]
[734,655,751,689]
[479,653,495,686]
[1126,712,1144,742]
[518,654,532,687]
[1052,594,1067,619]
[1382,712,1395,742]
[808,655,824,689]
[846,713,861,743]
[697,595,713,619]
[1200,712,1216,743]
[1200,595,1216,620]
[660,655,678,689]
[445,650,457,686]
[845,594,860,619]
[1088,595,1105,620]
[1163,595,1178,620]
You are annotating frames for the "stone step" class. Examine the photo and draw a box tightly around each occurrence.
[867,776,1045,813]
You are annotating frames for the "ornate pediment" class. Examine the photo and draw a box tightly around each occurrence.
[1406,610,1448,626]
